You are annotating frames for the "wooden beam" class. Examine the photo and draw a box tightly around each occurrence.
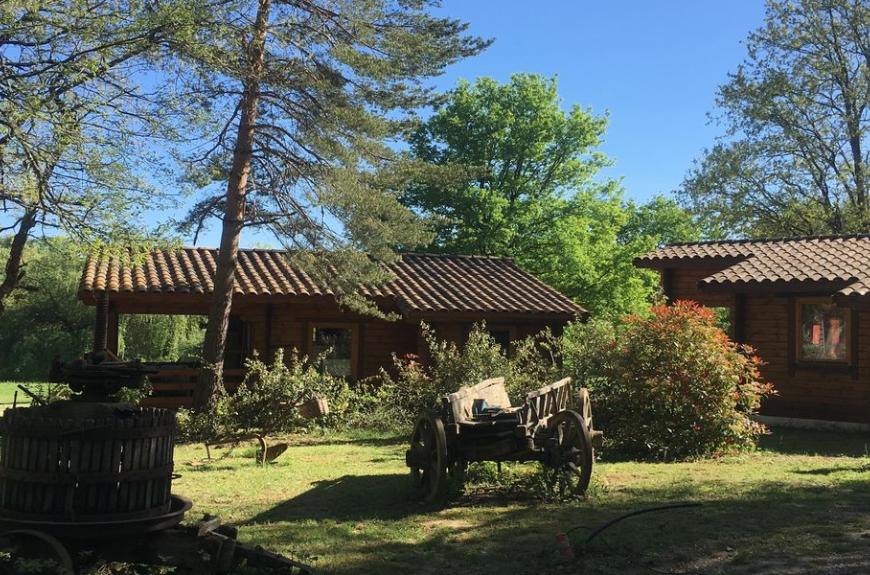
[264,304,273,363]
[107,306,120,357]
[93,291,109,353]
[661,268,674,303]
[787,296,796,377]
[851,307,860,380]
[733,294,746,344]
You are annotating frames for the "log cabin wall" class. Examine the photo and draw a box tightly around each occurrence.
[260,302,561,380]
[664,266,737,308]
[265,301,421,379]
[667,267,870,423]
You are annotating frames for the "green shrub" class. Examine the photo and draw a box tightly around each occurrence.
[379,323,510,423]
[229,348,345,434]
[379,323,568,425]
[506,329,563,400]
[564,301,774,460]
[177,348,353,441]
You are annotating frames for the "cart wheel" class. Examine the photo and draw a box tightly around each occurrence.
[408,413,449,502]
[577,387,594,430]
[543,410,593,497]
[0,529,76,574]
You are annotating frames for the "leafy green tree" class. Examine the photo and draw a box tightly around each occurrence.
[406,74,610,256]
[0,239,93,380]
[0,1,192,311]
[165,0,489,409]
[0,237,207,381]
[120,315,205,363]
[406,74,698,316]
[681,0,869,237]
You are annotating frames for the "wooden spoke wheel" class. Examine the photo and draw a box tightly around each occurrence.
[0,529,76,574]
[408,413,448,502]
[577,387,594,430]
[543,410,594,497]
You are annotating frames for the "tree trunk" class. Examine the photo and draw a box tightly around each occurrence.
[0,207,38,314]
[193,0,271,411]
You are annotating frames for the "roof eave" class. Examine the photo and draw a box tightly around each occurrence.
[699,278,855,295]
[633,255,748,270]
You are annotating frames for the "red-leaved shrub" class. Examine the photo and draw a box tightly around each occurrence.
[564,300,775,460]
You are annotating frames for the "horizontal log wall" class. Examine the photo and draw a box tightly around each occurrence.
[667,267,870,423]
[140,297,568,408]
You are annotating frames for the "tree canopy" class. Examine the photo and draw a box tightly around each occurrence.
[681,0,869,237]
[0,0,193,310]
[404,74,699,316]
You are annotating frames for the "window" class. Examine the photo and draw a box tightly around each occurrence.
[797,300,850,363]
[225,316,251,369]
[311,324,357,378]
[487,328,513,357]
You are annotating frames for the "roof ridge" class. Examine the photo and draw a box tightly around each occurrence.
[178,246,517,262]
[666,232,870,248]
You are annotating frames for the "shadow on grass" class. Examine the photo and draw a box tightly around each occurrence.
[247,473,428,523]
[243,473,870,575]
[758,427,870,457]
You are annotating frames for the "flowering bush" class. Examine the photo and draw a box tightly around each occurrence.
[564,301,774,460]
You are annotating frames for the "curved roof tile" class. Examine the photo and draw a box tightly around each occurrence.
[80,248,585,318]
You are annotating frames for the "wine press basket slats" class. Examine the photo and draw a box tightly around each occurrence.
[0,407,176,520]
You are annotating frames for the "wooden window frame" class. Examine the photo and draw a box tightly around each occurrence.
[309,322,360,379]
[794,297,853,366]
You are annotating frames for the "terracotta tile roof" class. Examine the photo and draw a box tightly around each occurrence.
[79,248,585,318]
[635,234,870,301]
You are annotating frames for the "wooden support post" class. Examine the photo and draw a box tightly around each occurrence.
[733,294,746,344]
[93,291,110,354]
[264,304,273,362]
[851,307,859,380]
[107,305,120,358]
[787,296,796,377]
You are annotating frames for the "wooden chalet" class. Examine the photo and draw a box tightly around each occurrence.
[79,248,586,408]
[635,234,870,424]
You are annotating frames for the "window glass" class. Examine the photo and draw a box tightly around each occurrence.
[799,302,849,362]
[313,326,354,377]
[488,329,511,356]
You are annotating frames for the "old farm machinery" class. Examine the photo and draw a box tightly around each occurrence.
[406,377,602,502]
[0,354,314,575]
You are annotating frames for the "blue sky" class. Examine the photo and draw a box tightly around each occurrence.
[430,0,765,202]
[197,0,767,247]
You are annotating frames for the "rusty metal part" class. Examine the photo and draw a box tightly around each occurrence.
[63,354,156,399]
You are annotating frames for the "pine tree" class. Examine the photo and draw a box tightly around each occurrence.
[164,0,489,409]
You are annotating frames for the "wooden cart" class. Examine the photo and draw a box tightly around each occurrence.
[405,377,601,502]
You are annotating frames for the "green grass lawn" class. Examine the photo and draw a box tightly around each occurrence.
[172,427,870,575]
[0,382,37,411]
